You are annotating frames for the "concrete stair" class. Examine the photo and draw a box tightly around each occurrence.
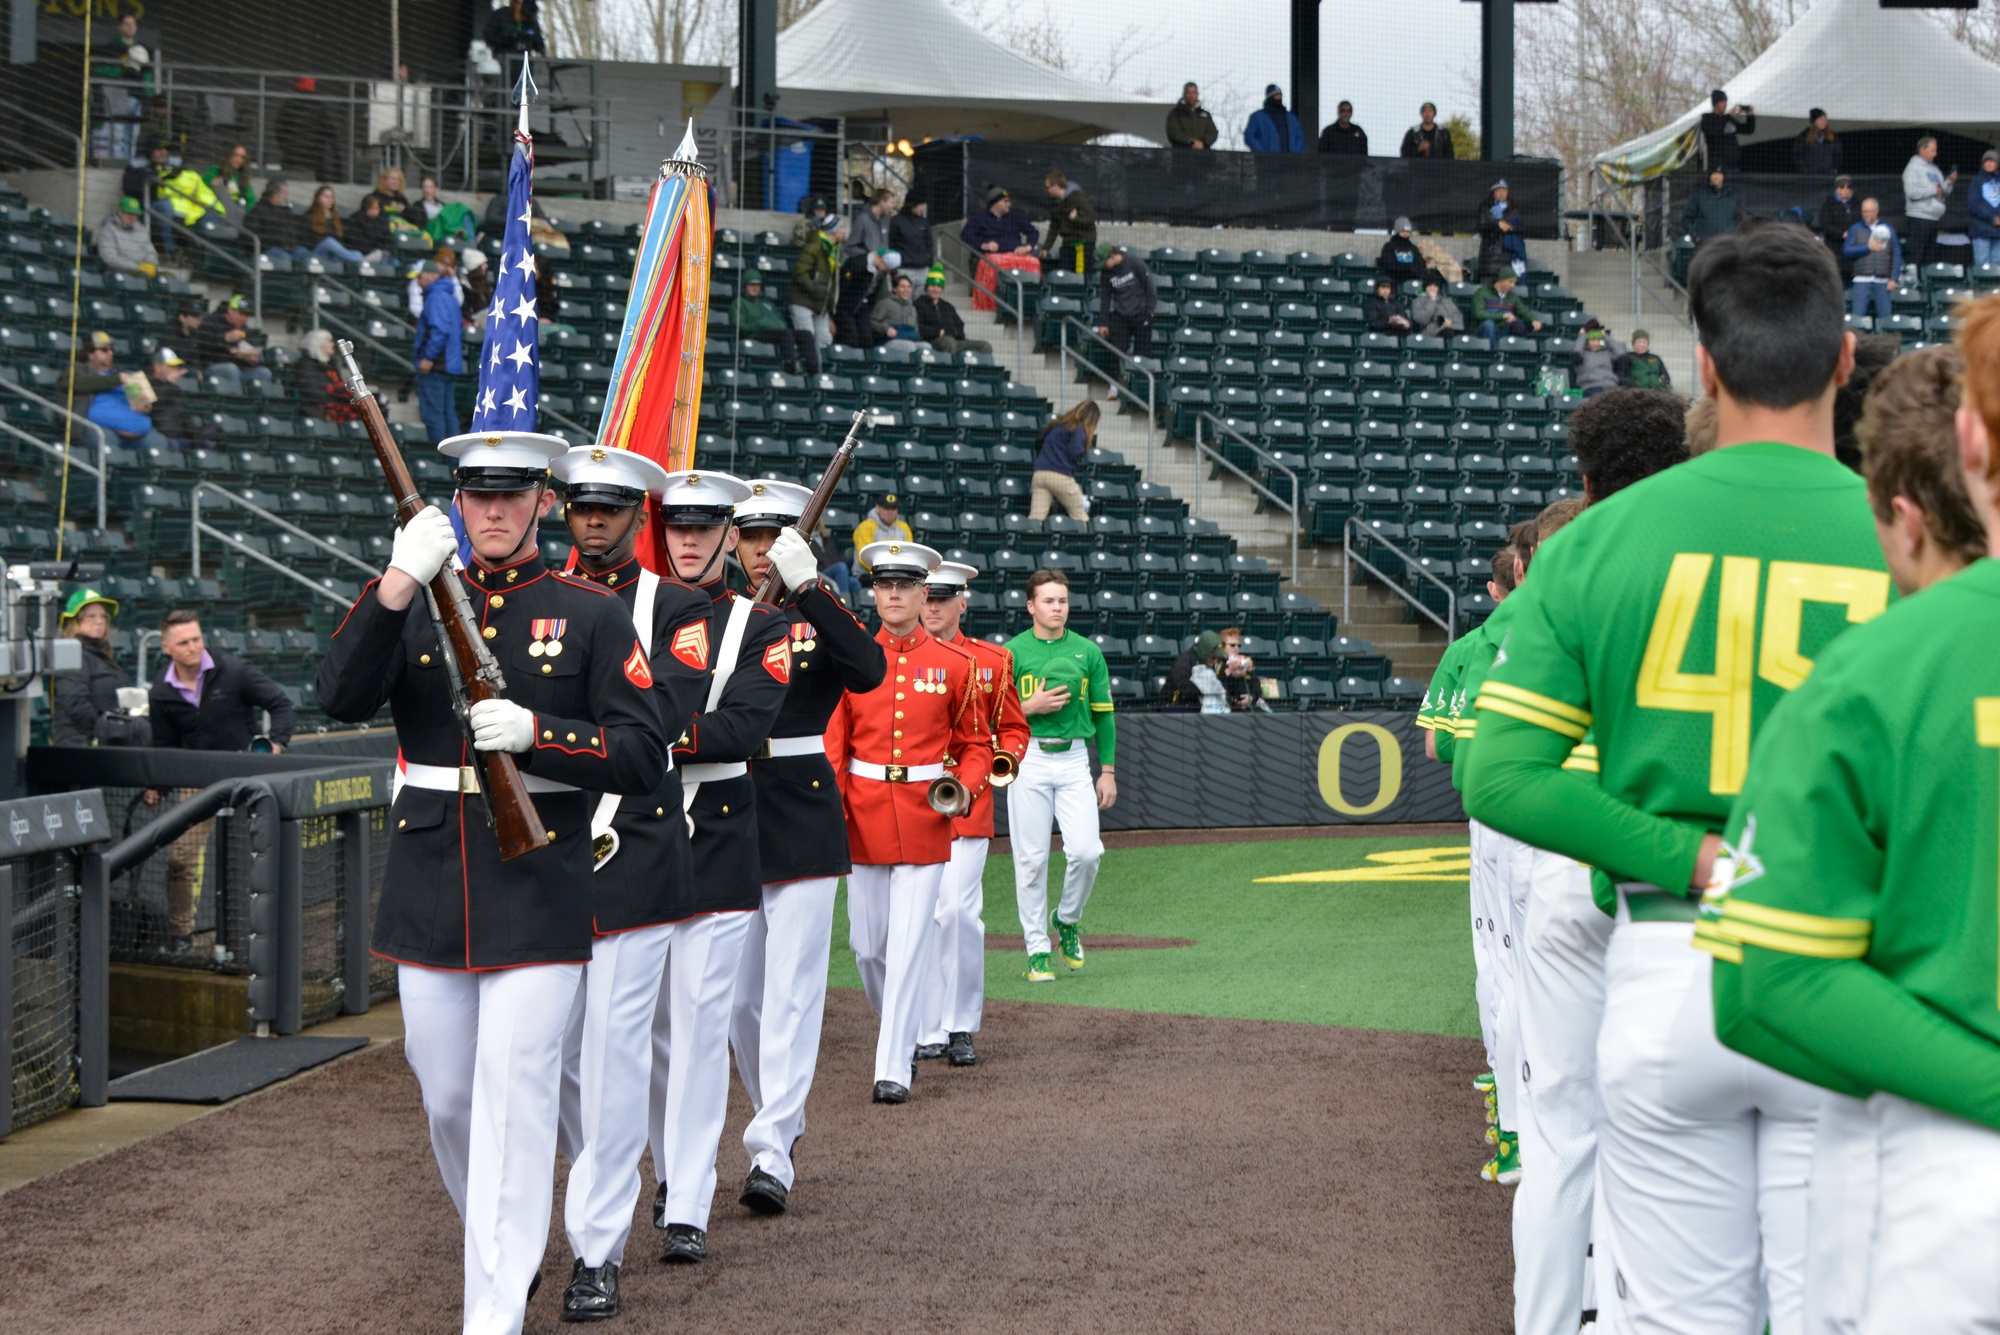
[1562,251,1697,393]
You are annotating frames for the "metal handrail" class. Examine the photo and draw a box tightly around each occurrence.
[190,481,374,611]
[1056,315,1160,472]
[308,269,416,338]
[0,95,86,172]
[153,210,264,324]
[0,375,109,530]
[1190,411,1299,586]
[1342,516,1455,641]
[934,234,1028,370]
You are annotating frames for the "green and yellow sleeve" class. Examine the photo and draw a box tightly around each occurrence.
[1086,641,1116,766]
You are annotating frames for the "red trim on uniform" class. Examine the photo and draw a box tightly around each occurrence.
[332,578,382,637]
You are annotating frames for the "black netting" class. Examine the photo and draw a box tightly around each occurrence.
[298,813,343,1027]
[10,849,82,1134]
[102,784,244,972]
[365,805,396,1003]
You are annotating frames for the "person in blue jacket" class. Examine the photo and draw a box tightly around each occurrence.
[412,255,465,444]
[1969,146,2000,269]
[960,187,1039,255]
[1244,85,1304,153]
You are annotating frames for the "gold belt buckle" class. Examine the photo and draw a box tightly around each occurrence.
[458,765,480,793]
[884,764,908,782]
[753,738,773,760]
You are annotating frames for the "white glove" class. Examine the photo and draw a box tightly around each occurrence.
[769,526,821,591]
[389,505,457,586]
[468,698,535,753]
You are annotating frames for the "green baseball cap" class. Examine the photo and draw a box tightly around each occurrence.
[119,195,143,215]
[61,587,118,621]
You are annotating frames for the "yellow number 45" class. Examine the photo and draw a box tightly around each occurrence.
[1638,555,1888,795]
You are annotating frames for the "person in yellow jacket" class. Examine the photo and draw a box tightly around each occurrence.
[144,154,223,253]
[850,493,912,570]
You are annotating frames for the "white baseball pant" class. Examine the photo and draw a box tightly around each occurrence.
[731,875,839,1190]
[398,961,583,1335]
[1595,915,1819,1335]
[847,861,944,1086]
[555,922,674,1269]
[647,909,753,1232]
[1857,1093,2000,1333]
[1513,848,1612,1335]
[1468,819,1500,1075]
[1471,819,1522,1133]
[919,835,991,1046]
[1803,1091,1879,1335]
[1007,745,1102,955]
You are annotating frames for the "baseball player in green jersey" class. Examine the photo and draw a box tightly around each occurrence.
[1004,569,1117,982]
[1703,336,1991,1335]
[1462,225,1893,1335]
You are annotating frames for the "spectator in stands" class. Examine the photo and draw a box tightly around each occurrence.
[408,246,458,319]
[1613,329,1672,390]
[1475,180,1527,280]
[302,185,364,261]
[1095,245,1157,392]
[1902,135,1956,272]
[1366,276,1413,335]
[1245,85,1304,153]
[1970,148,2000,269]
[147,346,200,446]
[83,333,167,449]
[1793,110,1840,177]
[121,138,168,213]
[1167,83,1220,150]
[1215,627,1263,710]
[172,300,204,347]
[194,295,272,389]
[736,275,815,374]
[1681,167,1742,248]
[1699,89,1753,172]
[833,244,884,350]
[532,254,570,332]
[52,589,145,747]
[275,77,340,183]
[203,143,256,213]
[847,187,898,275]
[96,195,158,277]
[1042,171,1097,276]
[915,275,991,356]
[484,0,547,55]
[961,187,1038,255]
[362,166,415,232]
[1410,271,1462,337]
[1377,217,1426,288]
[812,520,860,601]
[413,258,464,444]
[790,214,842,357]
[1030,400,1096,522]
[92,14,151,166]
[1318,100,1367,155]
[870,273,925,353]
[479,187,550,237]
[246,179,358,262]
[1570,320,1626,397]
[1845,200,1900,324]
[852,493,913,570]
[1470,272,1544,344]
[293,330,358,424]
[145,149,225,251]
[415,173,477,244]
[790,196,834,245]
[887,197,935,287]
[1163,630,1230,713]
[1399,104,1454,159]
[457,244,493,318]
[345,193,394,261]
[1817,174,1860,275]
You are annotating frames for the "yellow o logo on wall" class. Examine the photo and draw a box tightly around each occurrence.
[1317,723,1403,817]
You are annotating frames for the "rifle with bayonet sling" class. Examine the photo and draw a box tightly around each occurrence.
[751,408,870,605]
[334,340,546,861]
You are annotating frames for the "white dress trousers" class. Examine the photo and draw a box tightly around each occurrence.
[398,961,583,1335]
[847,861,945,1086]
[1006,744,1102,954]
[1513,848,1613,1335]
[919,835,991,1046]
[1856,1093,2000,1333]
[555,921,675,1269]
[731,874,840,1190]
[647,909,754,1231]
[1595,917,1820,1335]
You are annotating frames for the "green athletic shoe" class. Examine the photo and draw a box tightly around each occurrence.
[1473,1071,1496,1094]
[1484,1091,1498,1126]
[1025,952,1056,982]
[1050,910,1084,969]
[1481,1133,1521,1186]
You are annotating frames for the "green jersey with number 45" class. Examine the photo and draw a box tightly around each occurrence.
[1472,443,1890,888]
[1702,559,2000,1039]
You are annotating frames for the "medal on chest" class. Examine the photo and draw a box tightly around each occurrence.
[790,621,817,655]
[528,618,568,658]
[916,666,947,694]
[978,665,994,693]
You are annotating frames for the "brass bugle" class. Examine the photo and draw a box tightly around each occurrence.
[927,774,971,818]
[988,750,1018,787]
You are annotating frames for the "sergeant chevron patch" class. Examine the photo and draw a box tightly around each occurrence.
[624,641,653,689]
[762,639,791,684]
[671,621,710,671]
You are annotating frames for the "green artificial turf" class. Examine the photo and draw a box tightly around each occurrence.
[828,835,1479,1037]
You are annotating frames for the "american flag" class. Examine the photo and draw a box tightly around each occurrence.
[472,123,538,430]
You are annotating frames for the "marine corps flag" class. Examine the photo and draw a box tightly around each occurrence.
[596,120,713,574]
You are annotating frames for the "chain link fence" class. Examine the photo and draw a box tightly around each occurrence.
[7,849,83,1135]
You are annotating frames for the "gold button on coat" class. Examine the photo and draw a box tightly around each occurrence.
[489,595,504,608]
[482,627,496,639]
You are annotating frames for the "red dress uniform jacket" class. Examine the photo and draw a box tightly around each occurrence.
[947,635,1029,840]
[825,625,992,867]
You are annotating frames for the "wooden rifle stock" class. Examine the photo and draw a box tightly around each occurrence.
[333,340,547,861]
[751,409,870,605]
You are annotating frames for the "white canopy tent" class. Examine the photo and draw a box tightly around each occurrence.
[774,0,1165,144]
[1596,0,2000,175]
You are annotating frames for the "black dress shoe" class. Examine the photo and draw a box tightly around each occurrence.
[560,1259,620,1322]
[947,1031,977,1066]
[740,1167,789,1215]
[651,1182,667,1230]
[872,1080,909,1104]
[914,1041,947,1060]
[528,1269,543,1303]
[659,1223,708,1263]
